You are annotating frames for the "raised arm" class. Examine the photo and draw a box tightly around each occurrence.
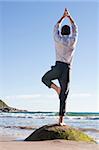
[53,9,67,41]
[57,8,67,25]
[65,9,78,37]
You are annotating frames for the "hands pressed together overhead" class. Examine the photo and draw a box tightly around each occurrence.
[57,8,74,25]
[63,8,70,18]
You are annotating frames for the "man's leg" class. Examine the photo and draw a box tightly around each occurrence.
[58,66,70,125]
[42,64,61,93]
[59,90,69,126]
[51,83,61,95]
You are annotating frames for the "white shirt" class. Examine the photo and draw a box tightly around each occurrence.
[53,23,78,65]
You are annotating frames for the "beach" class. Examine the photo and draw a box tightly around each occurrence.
[0,112,99,150]
[0,135,99,150]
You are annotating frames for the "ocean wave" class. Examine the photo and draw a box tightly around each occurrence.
[85,117,99,120]
[0,124,99,133]
[0,112,99,120]
[96,139,99,144]
[0,126,99,141]
[79,128,99,133]
[65,116,99,120]
[0,125,37,130]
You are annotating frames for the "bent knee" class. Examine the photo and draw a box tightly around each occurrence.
[41,75,46,84]
[41,75,51,88]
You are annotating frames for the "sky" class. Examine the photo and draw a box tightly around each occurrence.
[0,0,99,112]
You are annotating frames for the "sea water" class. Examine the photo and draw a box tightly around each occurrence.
[0,112,99,143]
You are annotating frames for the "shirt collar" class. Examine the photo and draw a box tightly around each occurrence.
[62,35,69,38]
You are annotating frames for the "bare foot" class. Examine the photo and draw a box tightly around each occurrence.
[59,122,66,126]
[59,116,65,126]
[50,83,61,95]
[57,87,61,95]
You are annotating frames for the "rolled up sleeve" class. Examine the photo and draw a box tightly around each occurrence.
[72,23,78,37]
[70,23,78,46]
[53,23,61,42]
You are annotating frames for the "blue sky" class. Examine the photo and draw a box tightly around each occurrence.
[0,0,99,112]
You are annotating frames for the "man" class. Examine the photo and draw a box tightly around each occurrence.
[42,9,78,125]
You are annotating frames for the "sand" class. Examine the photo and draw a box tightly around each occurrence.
[0,136,99,150]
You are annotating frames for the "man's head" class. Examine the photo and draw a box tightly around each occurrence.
[61,25,70,35]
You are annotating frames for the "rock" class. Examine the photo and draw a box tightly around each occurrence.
[25,124,95,143]
[0,99,27,112]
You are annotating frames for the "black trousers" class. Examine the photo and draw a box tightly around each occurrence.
[42,61,70,116]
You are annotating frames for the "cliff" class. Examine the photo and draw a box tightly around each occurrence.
[0,99,27,112]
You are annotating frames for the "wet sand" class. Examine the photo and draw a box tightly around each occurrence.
[0,136,99,150]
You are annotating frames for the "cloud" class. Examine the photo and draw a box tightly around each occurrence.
[2,92,92,101]
[4,94,41,100]
[70,93,92,98]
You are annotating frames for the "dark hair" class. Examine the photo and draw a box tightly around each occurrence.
[61,25,70,35]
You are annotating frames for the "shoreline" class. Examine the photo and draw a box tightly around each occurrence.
[1,125,99,142]
[0,136,99,150]
[0,112,99,149]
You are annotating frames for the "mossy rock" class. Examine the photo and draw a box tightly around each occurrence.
[25,124,95,143]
